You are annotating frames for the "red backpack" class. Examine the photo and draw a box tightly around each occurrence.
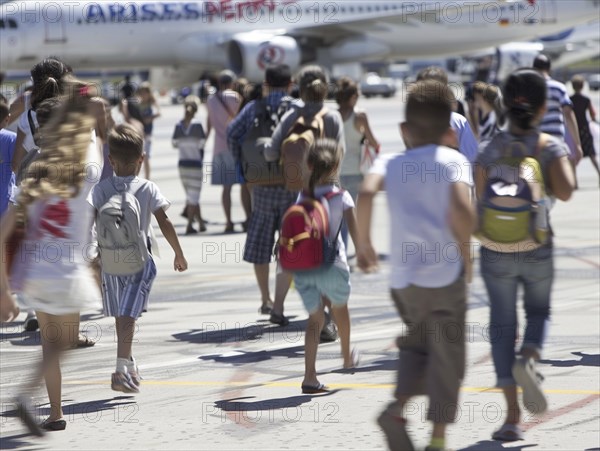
[279,191,343,271]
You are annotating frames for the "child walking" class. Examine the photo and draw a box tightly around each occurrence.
[90,123,188,393]
[476,69,576,442]
[358,80,476,451]
[290,138,360,394]
[172,96,207,234]
[1,80,103,435]
[570,75,600,184]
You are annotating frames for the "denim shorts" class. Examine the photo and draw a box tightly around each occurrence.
[294,265,351,314]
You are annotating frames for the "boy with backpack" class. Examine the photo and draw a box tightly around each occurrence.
[227,64,298,324]
[357,80,476,451]
[90,123,188,393]
[279,138,360,393]
[475,69,575,442]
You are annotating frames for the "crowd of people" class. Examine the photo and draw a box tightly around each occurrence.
[0,53,597,449]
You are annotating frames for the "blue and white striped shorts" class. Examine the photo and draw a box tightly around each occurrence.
[101,259,157,319]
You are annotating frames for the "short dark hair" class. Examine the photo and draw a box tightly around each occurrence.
[533,53,551,71]
[0,102,9,124]
[335,76,358,105]
[265,64,291,88]
[416,66,449,85]
[503,68,547,130]
[406,80,453,140]
[108,123,144,164]
[218,70,236,88]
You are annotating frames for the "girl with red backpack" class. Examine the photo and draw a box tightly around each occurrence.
[286,138,360,394]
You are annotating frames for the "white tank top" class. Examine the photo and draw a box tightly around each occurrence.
[340,110,364,176]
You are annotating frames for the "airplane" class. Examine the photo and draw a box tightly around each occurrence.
[461,19,599,84]
[1,0,599,88]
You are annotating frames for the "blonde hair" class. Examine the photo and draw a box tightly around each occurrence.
[308,138,342,196]
[183,95,200,115]
[19,79,96,208]
[298,65,328,103]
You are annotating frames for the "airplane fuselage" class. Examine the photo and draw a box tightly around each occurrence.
[1,0,598,78]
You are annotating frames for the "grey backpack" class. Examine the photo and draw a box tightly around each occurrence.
[239,98,291,185]
[96,184,149,276]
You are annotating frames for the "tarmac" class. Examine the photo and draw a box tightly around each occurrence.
[0,88,598,451]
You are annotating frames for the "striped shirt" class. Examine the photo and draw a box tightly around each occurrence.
[172,121,206,166]
[478,111,500,143]
[540,77,572,139]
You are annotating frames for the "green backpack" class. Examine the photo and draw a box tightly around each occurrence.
[479,133,551,244]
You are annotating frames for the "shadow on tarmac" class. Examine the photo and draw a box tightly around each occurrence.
[329,358,397,374]
[172,318,307,345]
[458,441,538,450]
[540,352,600,367]
[214,392,341,412]
[1,396,136,420]
[0,432,45,450]
[199,345,306,365]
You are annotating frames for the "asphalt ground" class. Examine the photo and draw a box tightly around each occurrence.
[0,87,598,450]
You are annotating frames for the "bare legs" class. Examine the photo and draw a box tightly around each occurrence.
[222,186,233,231]
[302,305,325,387]
[32,312,80,422]
[254,263,292,316]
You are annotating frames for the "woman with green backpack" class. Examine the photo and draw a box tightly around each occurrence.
[475,69,576,442]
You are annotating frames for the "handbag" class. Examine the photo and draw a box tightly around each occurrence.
[360,139,380,175]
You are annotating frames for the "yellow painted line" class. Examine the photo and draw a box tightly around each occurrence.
[64,380,600,395]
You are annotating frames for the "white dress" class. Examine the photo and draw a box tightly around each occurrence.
[11,132,102,314]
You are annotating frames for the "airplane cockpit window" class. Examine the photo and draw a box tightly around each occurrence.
[0,19,5,29]
[8,19,17,28]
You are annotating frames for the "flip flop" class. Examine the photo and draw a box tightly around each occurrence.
[492,423,524,442]
[301,383,330,394]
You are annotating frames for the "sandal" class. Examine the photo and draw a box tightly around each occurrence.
[259,302,273,315]
[301,383,330,394]
[73,334,95,349]
[492,423,524,441]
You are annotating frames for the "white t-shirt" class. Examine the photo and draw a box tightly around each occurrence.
[370,145,473,289]
[90,176,171,241]
[12,133,102,313]
[297,184,354,270]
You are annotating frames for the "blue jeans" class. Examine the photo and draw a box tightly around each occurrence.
[480,246,554,387]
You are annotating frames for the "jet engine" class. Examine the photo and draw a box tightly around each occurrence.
[228,33,302,82]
